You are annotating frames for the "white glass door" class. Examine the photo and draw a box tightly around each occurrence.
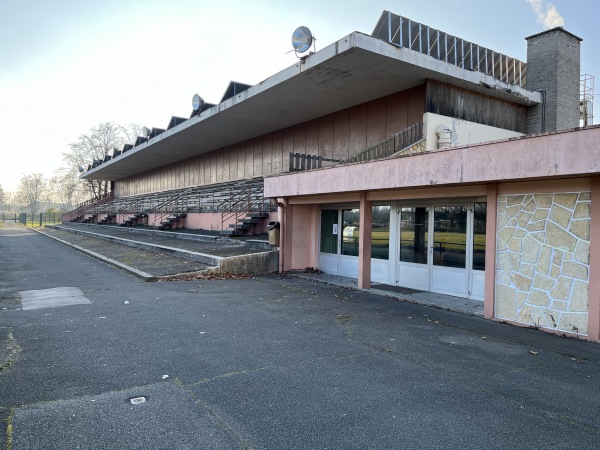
[430,206,469,297]
[397,206,430,291]
[396,202,486,300]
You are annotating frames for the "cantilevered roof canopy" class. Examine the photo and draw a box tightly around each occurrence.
[83,31,540,182]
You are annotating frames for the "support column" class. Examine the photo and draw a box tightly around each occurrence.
[588,179,600,341]
[358,192,372,289]
[483,184,498,319]
[278,198,287,273]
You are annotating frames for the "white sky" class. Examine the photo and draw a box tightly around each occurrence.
[1,0,597,192]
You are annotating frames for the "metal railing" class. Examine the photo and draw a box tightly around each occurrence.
[219,179,271,230]
[288,122,425,172]
[62,177,277,230]
[346,122,424,163]
[372,11,527,88]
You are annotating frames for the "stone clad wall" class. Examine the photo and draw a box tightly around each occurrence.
[495,192,590,335]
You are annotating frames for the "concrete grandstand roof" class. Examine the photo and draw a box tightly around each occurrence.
[83,31,541,182]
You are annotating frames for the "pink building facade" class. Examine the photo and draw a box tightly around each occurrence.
[265,126,600,342]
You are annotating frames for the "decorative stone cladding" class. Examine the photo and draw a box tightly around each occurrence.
[495,192,590,335]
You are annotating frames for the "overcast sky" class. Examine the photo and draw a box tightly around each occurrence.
[1,0,597,192]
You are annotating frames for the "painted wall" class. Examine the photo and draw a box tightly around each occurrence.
[495,190,590,335]
[114,85,426,198]
[424,113,523,151]
[283,204,318,270]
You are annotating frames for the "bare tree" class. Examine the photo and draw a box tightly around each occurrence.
[62,122,141,201]
[16,174,48,218]
[0,184,4,215]
[48,168,87,213]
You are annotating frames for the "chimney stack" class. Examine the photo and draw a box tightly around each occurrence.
[526,27,582,133]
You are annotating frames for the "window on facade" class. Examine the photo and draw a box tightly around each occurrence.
[320,210,338,254]
[372,205,390,260]
[400,207,429,264]
[433,206,467,268]
[472,202,487,271]
[341,209,360,256]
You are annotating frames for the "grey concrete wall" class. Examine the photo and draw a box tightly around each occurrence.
[526,28,582,134]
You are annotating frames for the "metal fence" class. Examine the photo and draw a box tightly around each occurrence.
[1,213,62,226]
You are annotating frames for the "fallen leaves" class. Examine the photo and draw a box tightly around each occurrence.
[157,272,252,282]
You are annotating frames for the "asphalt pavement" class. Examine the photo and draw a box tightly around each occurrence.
[1,222,599,449]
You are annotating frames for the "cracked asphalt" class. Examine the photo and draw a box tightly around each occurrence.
[1,222,600,449]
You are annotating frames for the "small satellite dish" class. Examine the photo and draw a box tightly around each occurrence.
[142,126,152,138]
[192,93,205,111]
[292,26,313,54]
[78,165,86,173]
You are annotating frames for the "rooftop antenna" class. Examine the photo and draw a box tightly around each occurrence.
[291,26,316,58]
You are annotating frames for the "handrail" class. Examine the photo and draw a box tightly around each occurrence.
[288,122,424,172]
[346,122,424,163]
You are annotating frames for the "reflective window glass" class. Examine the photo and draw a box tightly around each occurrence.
[320,210,338,254]
[473,202,486,271]
[372,206,390,260]
[341,209,360,256]
[433,206,467,268]
[400,207,429,264]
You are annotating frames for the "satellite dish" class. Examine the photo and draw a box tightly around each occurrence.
[78,165,86,173]
[192,93,205,111]
[292,26,313,54]
[142,126,152,138]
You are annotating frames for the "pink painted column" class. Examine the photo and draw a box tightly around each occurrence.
[358,192,372,289]
[483,183,498,319]
[278,198,287,273]
[588,179,600,341]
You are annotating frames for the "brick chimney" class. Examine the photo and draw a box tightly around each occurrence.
[525,27,582,134]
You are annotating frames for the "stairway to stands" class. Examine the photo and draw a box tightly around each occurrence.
[224,212,270,237]
[98,214,116,225]
[218,179,272,237]
[120,213,148,227]
[158,213,187,230]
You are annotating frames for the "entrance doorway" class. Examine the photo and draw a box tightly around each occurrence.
[397,202,486,299]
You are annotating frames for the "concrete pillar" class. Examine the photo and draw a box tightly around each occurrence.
[588,179,600,341]
[278,198,288,273]
[483,183,498,319]
[358,192,372,289]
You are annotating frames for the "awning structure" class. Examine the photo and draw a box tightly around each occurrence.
[83,31,538,182]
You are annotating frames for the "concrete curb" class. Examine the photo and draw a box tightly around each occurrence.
[30,227,157,281]
[50,225,222,266]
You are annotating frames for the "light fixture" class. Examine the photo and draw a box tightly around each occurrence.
[292,26,314,55]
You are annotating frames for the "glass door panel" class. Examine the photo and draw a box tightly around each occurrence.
[400,207,429,264]
[320,210,338,254]
[472,202,486,271]
[372,206,390,260]
[398,206,430,291]
[432,206,467,268]
[341,209,360,256]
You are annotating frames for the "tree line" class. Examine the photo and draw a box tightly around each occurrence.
[0,122,140,218]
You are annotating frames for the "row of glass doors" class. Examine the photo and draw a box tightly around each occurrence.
[318,201,486,300]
